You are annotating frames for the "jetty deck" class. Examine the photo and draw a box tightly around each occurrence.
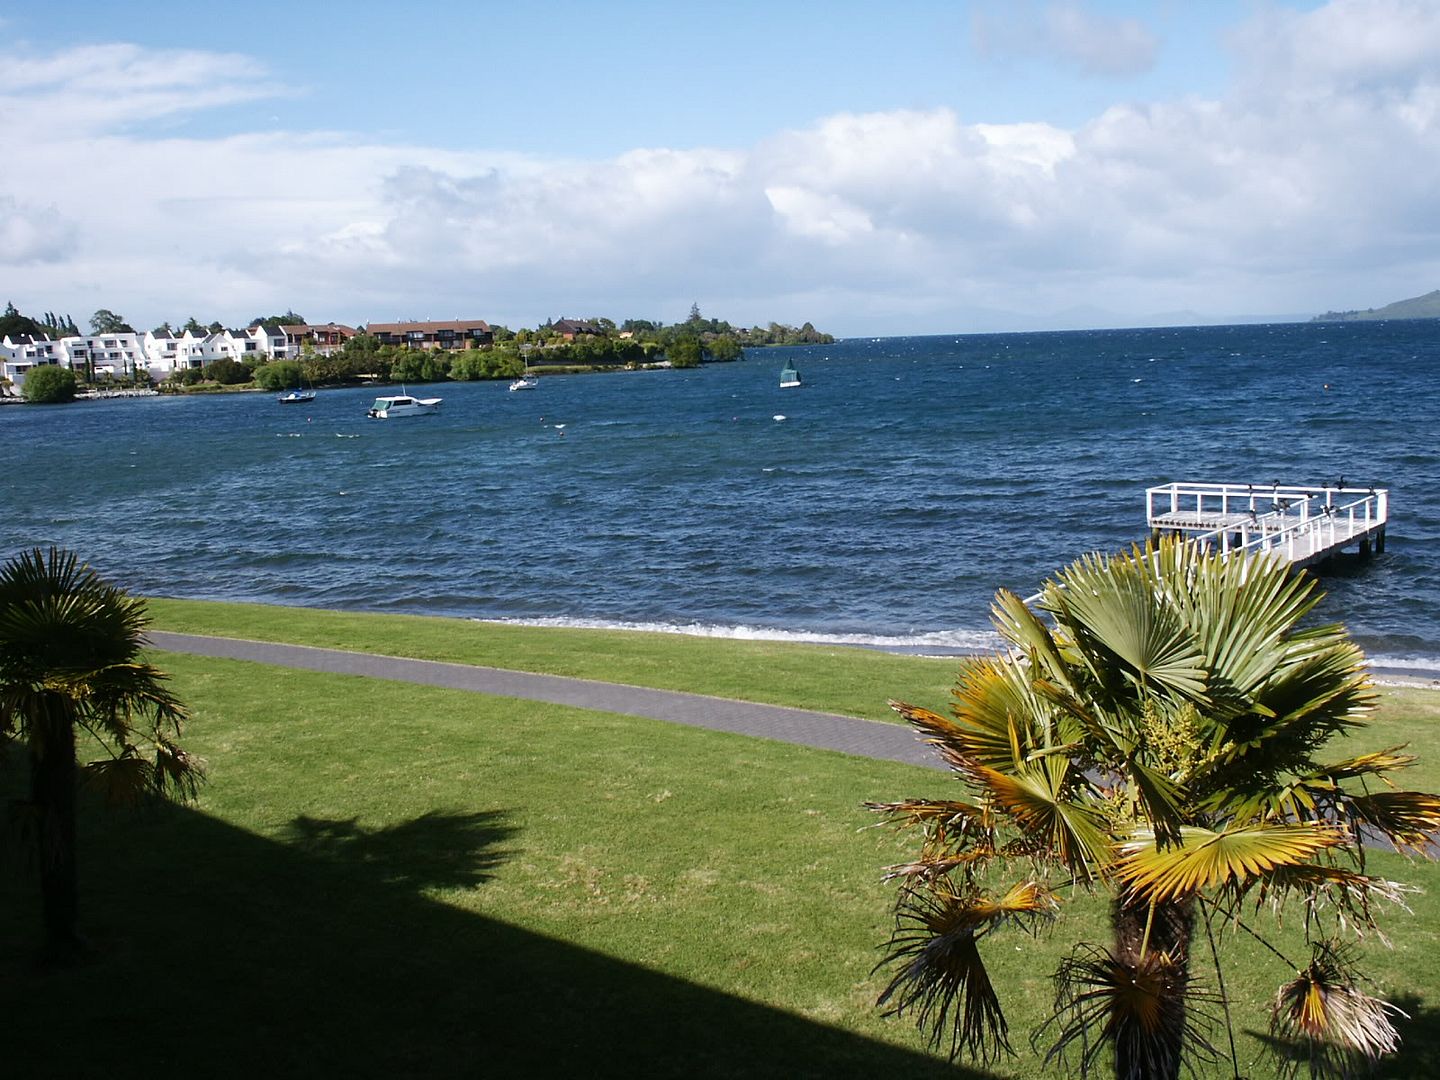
[1147,482,1388,569]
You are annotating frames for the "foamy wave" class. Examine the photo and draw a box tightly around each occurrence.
[476,614,1001,653]
[1366,655,1440,676]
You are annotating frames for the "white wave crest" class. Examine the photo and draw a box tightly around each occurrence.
[475,614,1000,654]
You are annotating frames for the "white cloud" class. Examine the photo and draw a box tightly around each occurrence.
[0,44,281,137]
[0,196,79,264]
[2,1,1440,335]
[973,1,1160,79]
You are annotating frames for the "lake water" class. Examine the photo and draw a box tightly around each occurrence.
[2,320,1437,671]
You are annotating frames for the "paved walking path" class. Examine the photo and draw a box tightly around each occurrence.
[146,631,946,771]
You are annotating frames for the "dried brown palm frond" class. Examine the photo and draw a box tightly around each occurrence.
[876,880,1058,1062]
[1040,940,1222,1080]
[1340,789,1440,854]
[1239,864,1413,938]
[879,851,991,883]
[1270,941,1405,1079]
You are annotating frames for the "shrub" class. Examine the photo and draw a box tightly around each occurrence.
[255,361,304,391]
[204,358,251,385]
[22,365,77,403]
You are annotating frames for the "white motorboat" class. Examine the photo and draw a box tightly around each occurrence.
[367,394,441,419]
[779,362,802,388]
[277,389,316,404]
[509,375,538,391]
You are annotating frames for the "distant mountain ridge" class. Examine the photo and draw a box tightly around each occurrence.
[1312,288,1440,322]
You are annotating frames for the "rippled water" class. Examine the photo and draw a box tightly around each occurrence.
[3,321,1437,666]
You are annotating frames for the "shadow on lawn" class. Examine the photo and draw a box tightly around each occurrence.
[1,795,992,1079]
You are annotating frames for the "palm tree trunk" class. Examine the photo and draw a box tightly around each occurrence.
[1111,897,1195,1080]
[30,695,81,958]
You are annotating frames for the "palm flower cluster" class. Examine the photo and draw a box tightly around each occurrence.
[872,538,1440,1079]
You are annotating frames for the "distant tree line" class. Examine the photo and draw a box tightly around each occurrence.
[4,299,834,395]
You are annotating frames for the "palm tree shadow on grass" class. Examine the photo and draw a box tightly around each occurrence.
[280,809,518,890]
[0,791,992,1079]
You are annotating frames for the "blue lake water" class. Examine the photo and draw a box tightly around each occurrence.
[2,321,1437,669]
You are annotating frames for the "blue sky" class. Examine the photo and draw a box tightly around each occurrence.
[4,0,1437,335]
[22,1,1247,151]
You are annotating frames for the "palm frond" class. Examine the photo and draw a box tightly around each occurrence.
[963,760,1111,879]
[991,588,1080,699]
[1173,545,1321,699]
[1123,758,1188,846]
[81,753,156,806]
[1040,940,1221,1079]
[1315,746,1420,782]
[1044,544,1211,703]
[1269,941,1405,1079]
[867,797,996,879]
[1241,864,1413,938]
[890,700,995,775]
[1115,824,1346,905]
[865,797,990,830]
[875,884,1034,1062]
[1341,789,1440,854]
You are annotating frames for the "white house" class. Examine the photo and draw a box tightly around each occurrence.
[144,329,184,374]
[175,329,243,367]
[60,332,148,379]
[1,334,61,386]
[2,319,358,388]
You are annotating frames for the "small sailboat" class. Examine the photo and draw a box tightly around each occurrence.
[779,361,802,388]
[277,370,316,404]
[509,356,538,391]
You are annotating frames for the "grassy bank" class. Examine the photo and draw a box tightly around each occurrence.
[3,605,1438,1077]
[145,597,961,723]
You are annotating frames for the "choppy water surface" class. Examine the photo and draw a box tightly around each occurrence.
[3,321,1437,667]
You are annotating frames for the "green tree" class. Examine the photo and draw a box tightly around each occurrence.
[668,337,702,368]
[873,538,1440,1079]
[708,335,742,362]
[21,365,77,403]
[0,302,45,340]
[254,360,304,391]
[204,358,251,385]
[88,309,134,334]
[0,548,203,957]
[389,351,426,383]
[248,310,306,328]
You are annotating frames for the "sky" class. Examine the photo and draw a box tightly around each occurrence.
[2,0,1438,336]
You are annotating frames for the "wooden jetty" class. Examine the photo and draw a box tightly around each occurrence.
[1147,482,1388,569]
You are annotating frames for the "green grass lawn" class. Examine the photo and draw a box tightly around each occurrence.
[144,597,961,723]
[3,606,1439,1077]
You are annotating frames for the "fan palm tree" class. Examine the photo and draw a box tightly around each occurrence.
[872,538,1440,1079]
[0,547,203,958]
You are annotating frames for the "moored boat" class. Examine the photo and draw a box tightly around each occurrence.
[779,362,802,388]
[367,394,442,419]
[277,389,316,404]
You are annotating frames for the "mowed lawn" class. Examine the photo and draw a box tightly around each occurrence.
[0,609,1437,1077]
[143,597,961,723]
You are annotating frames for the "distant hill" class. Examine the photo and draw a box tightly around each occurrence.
[1312,289,1440,322]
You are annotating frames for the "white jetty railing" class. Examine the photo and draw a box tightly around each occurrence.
[1146,481,1388,568]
